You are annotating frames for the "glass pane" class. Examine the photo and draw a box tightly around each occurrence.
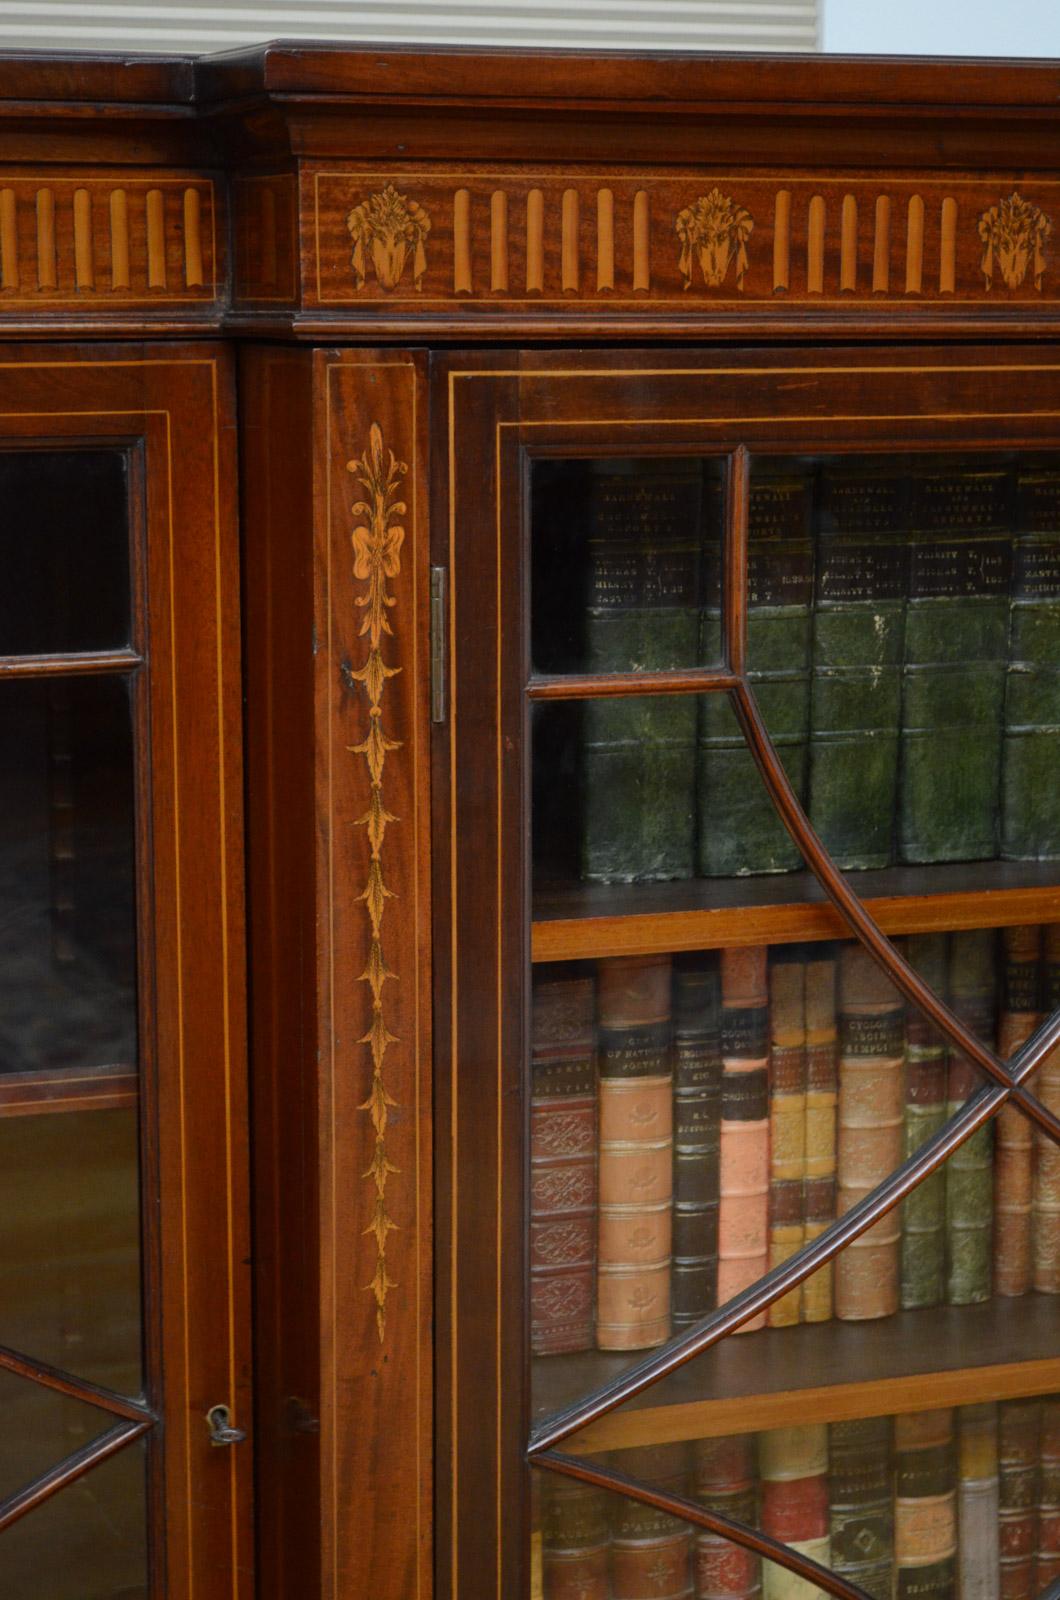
[0,1369,117,1505]
[530,456,726,677]
[536,1389,1060,1600]
[0,677,137,1075]
[0,1108,141,1394]
[0,451,131,657]
[0,1438,147,1599]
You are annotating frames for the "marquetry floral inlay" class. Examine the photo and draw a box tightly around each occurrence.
[348,421,406,1342]
[346,183,432,292]
[676,188,754,291]
[978,192,1052,291]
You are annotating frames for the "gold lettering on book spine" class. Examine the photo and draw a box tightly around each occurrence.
[347,422,406,1341]
[978,192,1052,290]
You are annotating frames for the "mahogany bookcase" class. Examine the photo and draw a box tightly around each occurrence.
[0,39,1058,1600]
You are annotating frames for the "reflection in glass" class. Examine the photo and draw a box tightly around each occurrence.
[536,1391,1060,1600]
[0,676,137,1076]
[0,1108,142,1393]
[0,1369,116,1505]
[0,451,131,657]
[0,1439,148,1599]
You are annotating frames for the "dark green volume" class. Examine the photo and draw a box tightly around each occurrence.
[808,463,909,869]
[899,464,1013,864]
[1002,467,1060,861]
[671,954,722,1330]
[580,461,715,883]
[829,1416,895,1600]
[698,465,814,876]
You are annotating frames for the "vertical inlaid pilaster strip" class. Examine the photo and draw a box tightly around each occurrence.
[260,187,279,289]
[109,190,130,290]
[453,188,472,294]
[632,190,650,291]
[873,195,891,293]
[146,188,166,289]
[596,188,614,292]
[526,188,544,294]
[905,194,924,294]
[0,190,17,290]
[35,189,56,290]
[490,190,508,292]
[940,197,957,294]
[840,194,857,292]
[73,188,94,290]
[807,195,825,293]
[773,189,791,291]
[561,188,579,293]
[183,187,204,288]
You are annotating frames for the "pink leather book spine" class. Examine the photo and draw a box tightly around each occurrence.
[802,948,838,1323]
[719,946,770,1332]
[1034,925,1060,1294]
[994,926,1042,1298]
[835,944,904,1322]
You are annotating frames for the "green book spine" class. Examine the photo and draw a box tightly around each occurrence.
[698,469,813,877]
[899,466,1013,864]
[900,933,949,1310]
[580,462,710,883]
[828,1416,895,1600]
[1002,468,1060,861]
[808,465,908,869]
[945,931,997,1306]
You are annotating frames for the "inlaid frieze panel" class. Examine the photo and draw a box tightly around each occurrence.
[304,168,1060,315]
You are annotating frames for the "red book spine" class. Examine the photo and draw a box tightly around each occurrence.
[759,1426,831,1600]
[541,1475,610,1600]
[693,1436,762,1600]
[1039,1397,1060,1590]
[999,1401,1040,1600]
[994,926,1042,1298]
[1034,925,1060,1294]
[531,968,598,1355]
[611,1444,694,1600]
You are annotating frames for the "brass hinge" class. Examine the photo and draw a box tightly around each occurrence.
[430,566,447,724]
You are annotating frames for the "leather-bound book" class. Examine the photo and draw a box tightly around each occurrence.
[693,1435,762,1600]
[541,1473,611,1600]
[945,932,997,1306]
[1038,1396,1060,1589]
[801,946,838,1324]
[835,944,905,1322]
[998,1400,1040,1600]
[994,926,1043,1298]
[767,948,807,1328]
[530,966,598,1356]
[894,1409,958,1600]
[611,1443,694,1600]
[759,1425,830,1600]
[829,1416,894,1600]
[672,954,723,1332]
[596,954,674,1351]
[901,934,950,1310]
[579,461,708,883]
[809,463,909,869]
[1034,925,1060,1295]
[957,1403,1000,1600]
[899,464,1013,865]
[1002,467,1060,861]
[718,947,771,1330]
[698,469,813,877]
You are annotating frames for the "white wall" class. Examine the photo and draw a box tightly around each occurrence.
[823,0,1060,56]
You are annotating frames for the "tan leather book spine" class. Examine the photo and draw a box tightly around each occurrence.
[995,926,1043,1298]
[1034,925,1060,1294]
[835,945,905,1321]
[802,948,838,1323]
[541,1474,610,1600]
[895,1409,958,1600]
[768,951,807,1328]
[719,946,770,1332]
[596,954,673,1351]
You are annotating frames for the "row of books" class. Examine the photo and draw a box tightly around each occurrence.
[537,1400,1059,1600]
[530,927,1060,1357]
[540,458,1060,883]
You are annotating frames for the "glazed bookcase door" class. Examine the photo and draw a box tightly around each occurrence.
[0,348,252,1600]
[435,347,1060,1600]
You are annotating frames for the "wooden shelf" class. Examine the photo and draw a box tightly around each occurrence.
[0,1062,138,1118]
[532,859,1060,962]
[536,1297,1060,1453]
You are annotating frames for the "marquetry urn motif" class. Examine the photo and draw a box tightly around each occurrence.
[675,188,754,290]
[978,192,1052,291]
[346,183,431,291]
